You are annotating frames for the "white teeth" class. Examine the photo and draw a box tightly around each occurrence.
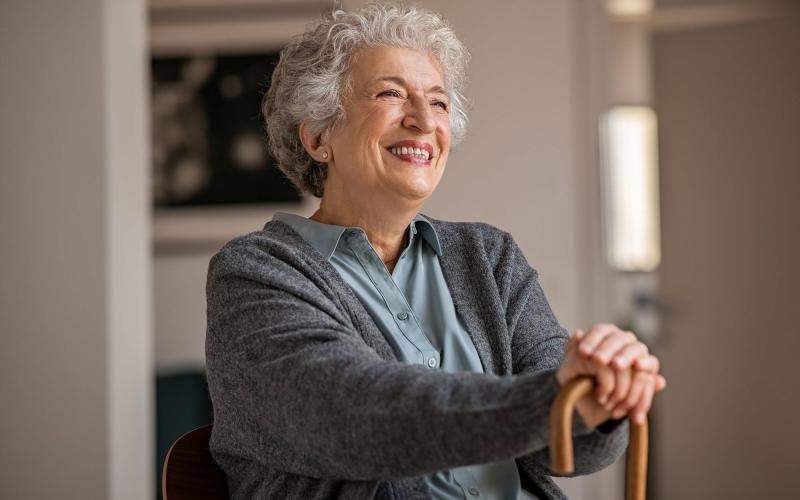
[390,145,431,160]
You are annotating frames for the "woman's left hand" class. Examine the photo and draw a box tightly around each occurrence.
[556,324,666,428]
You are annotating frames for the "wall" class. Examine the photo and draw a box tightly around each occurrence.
[0,1,152,499]
[653,7,800,499]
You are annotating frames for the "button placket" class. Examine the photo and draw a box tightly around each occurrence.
[452,468,483,500]
[349,229,439,369]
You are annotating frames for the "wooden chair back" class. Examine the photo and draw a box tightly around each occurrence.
[162,424,229,500]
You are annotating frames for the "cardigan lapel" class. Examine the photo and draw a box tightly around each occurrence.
[427,218,512,376]
[267,220,400,362]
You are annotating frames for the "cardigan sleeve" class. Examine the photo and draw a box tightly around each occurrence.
[498,232,629,478]
[205,235,571,482]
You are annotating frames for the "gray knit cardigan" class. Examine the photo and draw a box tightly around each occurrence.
[205,216,628,499]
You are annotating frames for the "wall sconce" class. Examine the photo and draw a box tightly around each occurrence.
[604,0,654,17]
[600,105,661,272]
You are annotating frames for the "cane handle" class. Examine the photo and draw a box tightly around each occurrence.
[549,376,648,500]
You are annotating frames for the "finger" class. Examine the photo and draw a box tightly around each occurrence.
[655,374,667,392]
[567,329,584,352]
[607,366,632,410]
[563,331,581,359]
[593,330,638,366]
[556,330,586,386]
[610,341,648,370]
[610,371,649,420]
[593,364,616,406]
[633,375,657,424]
[578,324,618,358]
[632,353,660,373]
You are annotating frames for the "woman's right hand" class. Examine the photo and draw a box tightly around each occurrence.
[556,325,666,428]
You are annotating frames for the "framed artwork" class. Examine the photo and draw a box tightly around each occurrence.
[151,51,299,207]
[149,1,327,251]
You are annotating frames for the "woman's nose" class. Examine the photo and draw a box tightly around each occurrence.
[402,96,436,134]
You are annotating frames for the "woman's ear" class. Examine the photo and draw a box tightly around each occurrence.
[299,122,331,163]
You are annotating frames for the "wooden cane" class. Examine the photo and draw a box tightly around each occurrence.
[549,376,648,500]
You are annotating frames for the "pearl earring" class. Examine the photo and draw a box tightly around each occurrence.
[322,151,329,160]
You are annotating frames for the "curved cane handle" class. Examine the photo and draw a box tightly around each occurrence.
[549,376,648,500]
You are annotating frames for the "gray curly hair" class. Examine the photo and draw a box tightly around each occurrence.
[263,3,470,198]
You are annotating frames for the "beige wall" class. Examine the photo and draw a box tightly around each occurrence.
[654,8,800,499]
[0,1,152,499]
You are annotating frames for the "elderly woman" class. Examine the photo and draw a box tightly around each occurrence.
[205,4,665,500]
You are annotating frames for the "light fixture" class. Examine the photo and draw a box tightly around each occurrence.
[600,105,661,272]
[604,0,654,17]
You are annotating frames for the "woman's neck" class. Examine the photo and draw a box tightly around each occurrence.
[311,193,419,272]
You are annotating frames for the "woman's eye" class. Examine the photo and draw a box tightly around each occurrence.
[378,89,403,98]
[432,100,448,111]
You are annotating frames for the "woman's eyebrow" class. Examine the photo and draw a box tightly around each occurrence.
[372,76,448,97]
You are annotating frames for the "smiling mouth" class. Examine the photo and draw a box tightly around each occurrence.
[389,146,430,160]
[386,142,434,165]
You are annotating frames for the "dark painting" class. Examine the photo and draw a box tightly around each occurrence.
[151,52,301,207]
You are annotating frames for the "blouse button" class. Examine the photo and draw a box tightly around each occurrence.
[396,311,409,320]
[468,487,480,496]
[427,358,437,368]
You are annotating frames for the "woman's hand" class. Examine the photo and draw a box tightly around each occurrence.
[556,324,666,428]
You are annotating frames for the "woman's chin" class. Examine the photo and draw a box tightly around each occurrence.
[389,180,438,204]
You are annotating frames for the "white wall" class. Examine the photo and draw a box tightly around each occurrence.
[104,1,153,498]
[0,1,152,499]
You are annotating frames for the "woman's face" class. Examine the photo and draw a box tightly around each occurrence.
[324,46,452,207]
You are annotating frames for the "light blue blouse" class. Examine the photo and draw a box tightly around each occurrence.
[273,212,537,500]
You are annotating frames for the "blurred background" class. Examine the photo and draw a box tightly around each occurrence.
[2,0,798,499]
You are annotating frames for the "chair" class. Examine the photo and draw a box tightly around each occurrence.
[162,424,229,500]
